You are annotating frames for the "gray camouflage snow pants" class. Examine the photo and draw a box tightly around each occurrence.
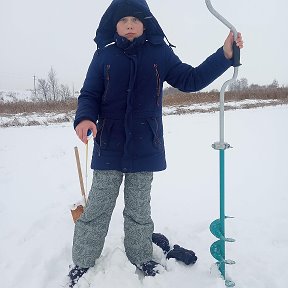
[72,170,154,268]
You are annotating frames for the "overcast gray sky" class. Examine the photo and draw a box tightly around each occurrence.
[0,0,287,92]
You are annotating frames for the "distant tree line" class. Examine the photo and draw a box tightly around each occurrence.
[228,78,282,91]
[163,78,286,97]
[32,71,287,102]
[1,76,288,117]
[34,67,74,102]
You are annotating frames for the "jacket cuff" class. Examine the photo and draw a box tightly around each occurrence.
[218,46,234,67]
[73,117,96,130]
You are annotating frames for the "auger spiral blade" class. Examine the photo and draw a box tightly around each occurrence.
[210,240,236,264]
[210,219,236,242]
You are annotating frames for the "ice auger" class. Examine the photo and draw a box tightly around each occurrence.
[205,0,241,287]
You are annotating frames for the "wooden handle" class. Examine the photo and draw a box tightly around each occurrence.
[74,146,87,206]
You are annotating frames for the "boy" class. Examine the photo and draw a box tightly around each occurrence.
[68,0,243,286]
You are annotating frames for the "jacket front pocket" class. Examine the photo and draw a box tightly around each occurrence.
[95,119,124,155]
[95,119,106,156]
[147,117,164,150]
[132,118,164,158]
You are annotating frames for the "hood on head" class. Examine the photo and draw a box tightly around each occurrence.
[94,0,174,49]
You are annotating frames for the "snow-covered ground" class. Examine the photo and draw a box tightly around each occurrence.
[0,105,287,288]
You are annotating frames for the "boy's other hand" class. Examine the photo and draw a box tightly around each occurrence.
[75,120,97,144]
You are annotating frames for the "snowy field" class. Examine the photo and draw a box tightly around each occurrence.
[0,105,288,288]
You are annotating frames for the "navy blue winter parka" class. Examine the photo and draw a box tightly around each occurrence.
[74,0,233,173]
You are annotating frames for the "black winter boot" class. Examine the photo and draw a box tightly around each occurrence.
[136,260,161,276]
[68,265,89,287]
[166,244,198,265]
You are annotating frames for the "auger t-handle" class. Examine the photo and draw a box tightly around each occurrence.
[205,0,241,67]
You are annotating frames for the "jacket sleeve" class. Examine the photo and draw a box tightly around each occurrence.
[164,45,233,92]
[74,51,104,129]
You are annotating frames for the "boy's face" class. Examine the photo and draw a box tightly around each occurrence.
[116,16,144,41]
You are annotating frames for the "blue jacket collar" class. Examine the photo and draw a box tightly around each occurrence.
[114,32,146,52]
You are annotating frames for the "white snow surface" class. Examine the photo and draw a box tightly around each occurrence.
[0,105,288,288]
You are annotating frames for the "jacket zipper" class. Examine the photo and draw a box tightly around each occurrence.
[102,64,110,102]
[154,64,161,106]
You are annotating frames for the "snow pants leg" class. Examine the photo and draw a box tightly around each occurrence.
[72,170,123,268]
[72,170,154,268]
[123,172,154,266]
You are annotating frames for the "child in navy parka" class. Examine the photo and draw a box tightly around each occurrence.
[68,0,243,286]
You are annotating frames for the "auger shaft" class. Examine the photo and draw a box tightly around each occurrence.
[219,149,225,275]
[205,1,241,287]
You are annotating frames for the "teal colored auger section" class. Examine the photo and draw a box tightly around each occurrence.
[210,148,235,287]
[209,148,236,287]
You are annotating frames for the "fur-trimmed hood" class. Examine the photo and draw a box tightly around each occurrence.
[94,0,174,49]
